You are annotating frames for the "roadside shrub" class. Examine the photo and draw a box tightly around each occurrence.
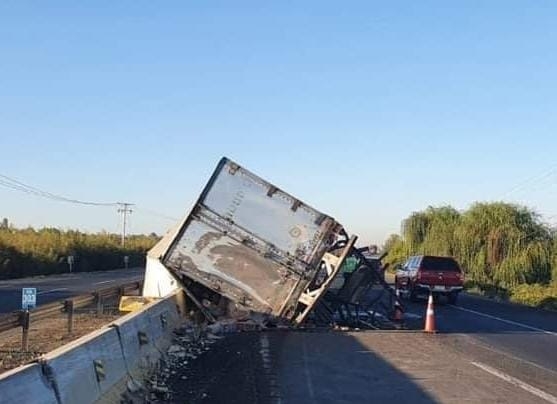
[463,280,510,300]
[510,284,557,311]
[0,227,159,280]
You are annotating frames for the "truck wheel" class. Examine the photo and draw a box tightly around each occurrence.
[448,292,458,305]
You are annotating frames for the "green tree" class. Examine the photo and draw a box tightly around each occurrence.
[385,202,554,290]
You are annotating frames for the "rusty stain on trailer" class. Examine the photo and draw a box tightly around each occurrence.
[170,237,275,310]
[211,244,282,283]
[194,232,223,254]
[167,227,305,315]
[210,244,297,310]
[174,254,200,273]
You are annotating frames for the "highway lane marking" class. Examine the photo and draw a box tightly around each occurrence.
[301,334,316,403]
[0,276,79,287]
[94,280,114,285]
[464,335,557,376]
[471,361,557,403]
[451,305,557,337]
[259,335,282,404]
[37,288,69,295]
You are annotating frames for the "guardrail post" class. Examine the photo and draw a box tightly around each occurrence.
[96,293,103,316]
[66,300,74,334]
[21,310,30,352]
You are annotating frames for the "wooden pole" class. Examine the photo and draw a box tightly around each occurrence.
[66,300,74,334]
[21,310,30,352]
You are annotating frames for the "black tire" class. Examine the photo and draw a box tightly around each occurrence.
[448,292,458,305]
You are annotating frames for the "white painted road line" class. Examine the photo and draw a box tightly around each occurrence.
[471,361,557,403]
[466,336,557,376]
[451,305,557,337]
[302,334,316,403]
[94,280,113,285]
[37,288,69,295]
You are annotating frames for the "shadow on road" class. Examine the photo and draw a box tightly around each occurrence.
[165,331,439,404]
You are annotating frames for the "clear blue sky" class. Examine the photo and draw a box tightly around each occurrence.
[1,2,557,245]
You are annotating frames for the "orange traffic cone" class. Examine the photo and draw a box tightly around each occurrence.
[424,291,437,333]
[392,289,404,322]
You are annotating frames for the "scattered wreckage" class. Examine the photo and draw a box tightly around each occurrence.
[142,157,400,330]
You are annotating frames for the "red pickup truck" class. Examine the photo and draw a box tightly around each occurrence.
[394,255,464,304]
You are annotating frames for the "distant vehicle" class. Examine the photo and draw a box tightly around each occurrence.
[394,255,464,304]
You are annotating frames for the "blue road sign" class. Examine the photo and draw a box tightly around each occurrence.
[22,288,37,310]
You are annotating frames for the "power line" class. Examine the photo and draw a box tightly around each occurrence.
[0,173,118,206]
[499,164,557,200]
[0,172,180,236]
[0,170,139,246]
[134,206,180,222]
[0,172,136,242]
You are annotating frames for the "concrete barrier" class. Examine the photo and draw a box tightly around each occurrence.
[40,326,127,404]
[145,294,181,346]
[111,305,161,382]
[0,291,187,404]
[110,292,181,381]
[0,363,57,404]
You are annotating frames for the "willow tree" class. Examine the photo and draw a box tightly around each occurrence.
[421,206,460,256]
[402,211,430,254]
[388,202,553,289]
[552,235,557,285]
[382,234,406,269]
[454,202,551,288]
[401,206,460,256]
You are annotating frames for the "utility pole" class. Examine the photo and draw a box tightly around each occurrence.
[117,202,134,247]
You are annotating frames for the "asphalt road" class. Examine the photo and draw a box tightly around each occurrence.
[163,290,557,403]
[165,323,557,403]
[0,268,144,313]
[402,292,557,374]
[3,266,554,402]
[273,331,556,404]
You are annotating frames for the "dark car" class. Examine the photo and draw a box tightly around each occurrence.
[394,255,464,304]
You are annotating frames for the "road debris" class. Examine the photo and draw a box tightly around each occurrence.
[126,320,230,403]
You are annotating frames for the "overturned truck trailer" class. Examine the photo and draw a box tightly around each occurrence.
[143,157,389,326]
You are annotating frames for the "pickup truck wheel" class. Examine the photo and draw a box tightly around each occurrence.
[448,292,458,305]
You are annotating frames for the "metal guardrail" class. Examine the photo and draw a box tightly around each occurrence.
[0,312,21,334]
[0,281,143,340]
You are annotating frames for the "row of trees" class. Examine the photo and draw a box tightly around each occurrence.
[0,226,160,279]
[383,202,557,290]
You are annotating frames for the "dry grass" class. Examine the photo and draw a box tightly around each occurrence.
[0,308,122,372]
